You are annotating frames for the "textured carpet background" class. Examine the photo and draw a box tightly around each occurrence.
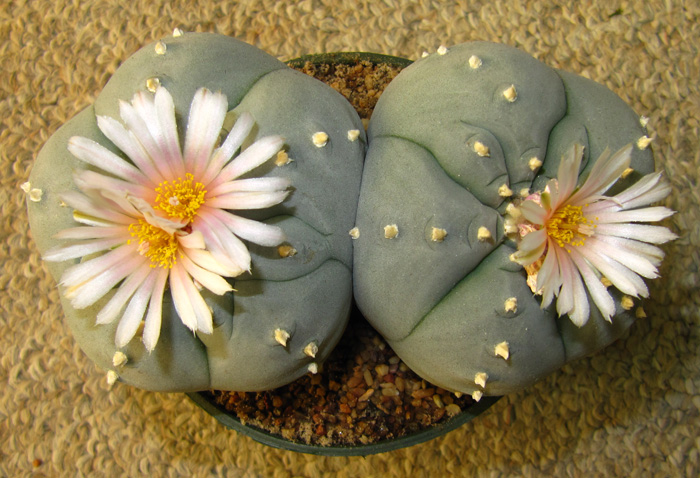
[2,0,699,476]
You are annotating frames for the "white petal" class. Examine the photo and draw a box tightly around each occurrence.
[588,236,660,279]
[183,88,227,178]
[207,177,291,196]
[610,172,661,205]
[53,225,126,241]
[114,271,157,348]
[569,144,632,203]
[210,135,285,188]
[142,268,169,352]
[184,247,243,277]
[200,112,255,186]
[180,253,232,295]
[154,86,185,177]
[594,232,666,266]
[575,242,649,298]
[177,230,206,250]
[552,247,574,314]
[569,248,615,321]
[541,180,560,211]
[196,212,251,273]
[514,229,547,266]
[557,143,585,201]
[594,223,678,244]
[59,244,134,289]
[595,206,675,224]
[209,209,287,247]
[44,237,124,262]
[568,275,590,327]
[60,191,134,225]
[556,247,589,326]
[131,91,160,141]
[614,174,672,211]
[206,190,289,210]
[169,265,198,332]
[519,200,548,225]
[67,254,147,309]
[73,169,150,199]
[68,136,148,184]
[536,242,561,307]
[96,115,162,184]
[170,264,214,335]
[99,188,143,218]
[119,98,175,180]
[96,262,151,325]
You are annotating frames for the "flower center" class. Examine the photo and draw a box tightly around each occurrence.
[154,173,207,223]
[128,220,180,269]
[546,204,595,249]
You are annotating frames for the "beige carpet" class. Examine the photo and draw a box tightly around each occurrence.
[2,0,699,476]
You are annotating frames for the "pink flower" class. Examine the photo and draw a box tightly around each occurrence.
[509,143,676,326]
[44,86,290,351]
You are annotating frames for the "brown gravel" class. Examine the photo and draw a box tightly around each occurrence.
[294,57,403,121]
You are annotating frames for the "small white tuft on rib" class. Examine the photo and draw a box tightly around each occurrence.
[112,351,128,367]
[504,297,518,313]
[384,224,399,239]
[469,55,482,69]
[274,328,290,347]
[304,342,318,358]
[495,341,510,360]
[503,85,517,102]
[498,184,513,197]
[155,41,167,55]
[146,77,160,93]
[473,141,490,157]
[477,226,492,242]
[475,372,489,388]
[312,131,329,147]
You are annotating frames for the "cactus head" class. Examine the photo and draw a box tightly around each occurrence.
[27,33,365,392]
[353,42,664,397]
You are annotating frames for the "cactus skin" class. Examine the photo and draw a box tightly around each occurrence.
[27,33,365,392]
[353,42,654,397]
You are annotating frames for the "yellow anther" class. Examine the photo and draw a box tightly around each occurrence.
[546,204,595,248]
[154,173,206,222]
[129,220,179,269]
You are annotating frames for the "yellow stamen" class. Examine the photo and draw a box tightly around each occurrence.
[154,173,206,222]
[128,220,180,269]
[546,204,595,249]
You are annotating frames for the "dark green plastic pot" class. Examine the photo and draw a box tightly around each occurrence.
[187,52,500,456]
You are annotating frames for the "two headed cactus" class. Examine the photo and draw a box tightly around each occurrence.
[27,35,672,398]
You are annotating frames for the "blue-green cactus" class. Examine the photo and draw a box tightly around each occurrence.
[27,33,365,392]
[353,42,661,398]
